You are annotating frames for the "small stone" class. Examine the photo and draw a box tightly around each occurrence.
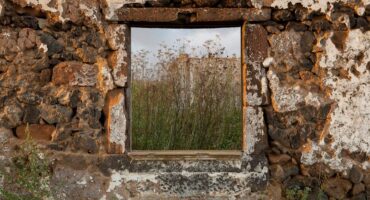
[52,61,97,86]
[307,163,335,178]
[86,32,103,48]
[322,178,352,199]
[17,28,37,50]
[270,164,284,181]
[272,10,294,21]
[331,12,352,31]
[294,5,309,21]
[23,105,40,124]
[0,104,23,129]
[95,57,114,94]
[108,51,128,87]
[39,33,64,56]
[193,0,219,6]
[40,68,52,83]
[76,46,98,64]
[16,124,55,141]
[268,153,291,164]
[39,104,73,124]
[265,25,280,34]
[299,71,315,81]
[72,133,99,154]
[356,17,369,29]
[267,180,282,199]
[0,127,14,144]
[351,193,367,200]
[76,106,101,129]
[283,162,300,177]
[350,165,364,184]
[363,173,370,187]
[17,90,43,105]
[105,24,127,51]
[352,183,365,196]
[311,16,332,32]
[270,162,299,181]
[286,22,308,31]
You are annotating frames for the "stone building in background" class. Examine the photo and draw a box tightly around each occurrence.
[167,54,241,105]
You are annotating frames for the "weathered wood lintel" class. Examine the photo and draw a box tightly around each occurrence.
[113,8,271,24]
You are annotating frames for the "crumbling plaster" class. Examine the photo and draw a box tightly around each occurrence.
[301,29,370,171]
[269,0,369,14]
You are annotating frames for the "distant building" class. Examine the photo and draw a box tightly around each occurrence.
[166,54,241,106]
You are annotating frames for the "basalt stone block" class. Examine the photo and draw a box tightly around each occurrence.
[0,127,14,144]
[0,103,23,129]
[23,105,40,124]
[103,89,127,154]
[244,24,269,106]
[272,9,294,21]
[244,106,268,154]
[105,24,128,51]
[39,103,73,124]
[52,61,98,87]
[72,133,99,154]
[108,50,128,87]
[76,46,98,64]
[105,24,129,87]
[39,33,64,56]
[322,178,352,199]
[16,124,55,141]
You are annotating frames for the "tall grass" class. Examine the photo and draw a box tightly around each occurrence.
[132,38,241,150]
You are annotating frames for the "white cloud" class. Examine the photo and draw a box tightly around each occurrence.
[131,27,241,59]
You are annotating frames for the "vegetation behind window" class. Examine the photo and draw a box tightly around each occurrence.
[131,28,241,150]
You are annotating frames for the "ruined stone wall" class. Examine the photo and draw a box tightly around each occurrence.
[0,0,369,199]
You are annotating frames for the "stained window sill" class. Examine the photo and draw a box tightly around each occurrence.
[128,150,242,160]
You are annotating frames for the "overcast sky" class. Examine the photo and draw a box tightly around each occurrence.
[131,27,241,62]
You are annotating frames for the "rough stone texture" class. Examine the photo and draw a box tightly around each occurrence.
[16,124,55,141]
[52,61,98,87]
[105,24,129,87]
[244,24,270,106]
[244,106,268,155]
[266,30,330,112]
[0,127,13,144]
[114,8,272,22]
[301,29,370,171]
[322,178,352,199]
[103,89,127,154]
[39,104,73,124]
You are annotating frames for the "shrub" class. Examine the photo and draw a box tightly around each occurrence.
[285,186,311,200]
[0,125,52,200]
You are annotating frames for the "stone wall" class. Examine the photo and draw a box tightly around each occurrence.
[0,0,369,199]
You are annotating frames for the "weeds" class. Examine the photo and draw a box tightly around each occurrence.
[285,186,311,200]
[0,125,52,200]
[132,38,242,150]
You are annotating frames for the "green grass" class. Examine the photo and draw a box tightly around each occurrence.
[0,125,52,200]
[132,55,242,150]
